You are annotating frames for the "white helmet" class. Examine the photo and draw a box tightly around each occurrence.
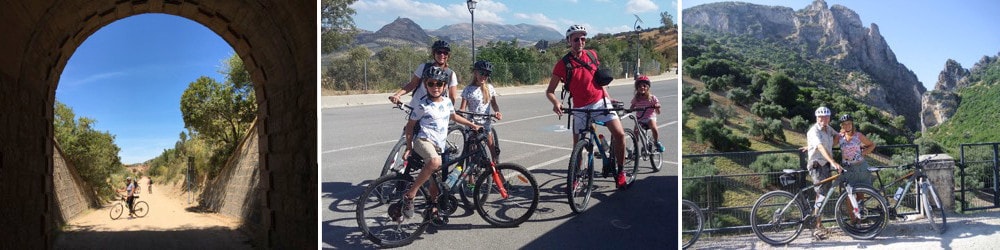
[565,25,587,40]
[814,106,831,117]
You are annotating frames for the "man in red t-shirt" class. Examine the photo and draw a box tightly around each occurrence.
[545,24,629,188]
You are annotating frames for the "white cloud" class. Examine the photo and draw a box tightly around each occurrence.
[353,0,507,27]
[513,13,559,31]
[626,0,659,13]
[64,71,126,86]
[447,0,507,24]
[599,25,633,34]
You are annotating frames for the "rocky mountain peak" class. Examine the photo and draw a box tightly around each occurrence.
[935,59,970,92]
[684,1,926,130]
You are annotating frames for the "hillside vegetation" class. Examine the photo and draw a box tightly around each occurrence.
[924,56,1000,155]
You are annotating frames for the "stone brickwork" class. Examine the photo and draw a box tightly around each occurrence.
[52,142,100,224]
[199,122,265,238]
[923,154,956,212]
[0,1,315,249]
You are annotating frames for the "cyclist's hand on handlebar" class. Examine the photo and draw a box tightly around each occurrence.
[494,111,502,120]
[832,162,843,173]
[552,103,563,118]
[471,124,483,132]
[389,95,402,104]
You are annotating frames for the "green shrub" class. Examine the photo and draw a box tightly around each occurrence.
[682,158,725,207]
[750,154,800,188]
[727,87,752,107]
[790,115,809,132]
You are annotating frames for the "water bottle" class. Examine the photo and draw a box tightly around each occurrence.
[446,165,463,188]
[893,187,904,201]
[598,134,609,153]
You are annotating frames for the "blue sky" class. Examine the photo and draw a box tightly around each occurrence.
[57,14,234,165]
[351,0,679,35]
[682,0,1000,90]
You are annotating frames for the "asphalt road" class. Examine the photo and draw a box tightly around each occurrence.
[321,76,679,248]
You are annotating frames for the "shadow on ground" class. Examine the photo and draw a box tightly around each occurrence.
[55,226,252,249]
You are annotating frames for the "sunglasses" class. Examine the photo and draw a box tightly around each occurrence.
[573,37,587,43]
[478,71,491,77]
[425,81,446,87]
[434,50,450,55]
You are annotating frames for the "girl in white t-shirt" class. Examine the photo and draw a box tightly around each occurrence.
[460,60,503,160]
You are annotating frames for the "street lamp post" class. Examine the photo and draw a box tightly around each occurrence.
[467,0,478,63]
[633,15,644,79]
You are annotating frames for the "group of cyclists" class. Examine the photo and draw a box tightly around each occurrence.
[384,24,664,221]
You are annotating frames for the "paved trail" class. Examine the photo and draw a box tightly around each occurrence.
[55,177,252,249]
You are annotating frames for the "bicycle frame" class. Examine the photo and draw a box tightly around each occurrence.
[872,159,941,216]
[406,129,510,200]
[562,108,619,175]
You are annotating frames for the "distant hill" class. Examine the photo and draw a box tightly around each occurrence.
[349,17,562,54]
[923,52,1000,153]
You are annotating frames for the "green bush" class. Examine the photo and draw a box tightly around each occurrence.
[751,102,787,119]
[727,87,752,107]
[710,103,734,124]
[790,115,809,132]
[697,118,750,152]
[682,158,725,207]
[749,154,800,188]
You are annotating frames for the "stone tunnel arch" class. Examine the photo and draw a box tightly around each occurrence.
[0,1,315,249]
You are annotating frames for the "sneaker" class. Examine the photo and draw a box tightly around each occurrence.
[400,197,415,219]
[616,170,627,188]
[655,141,664,152]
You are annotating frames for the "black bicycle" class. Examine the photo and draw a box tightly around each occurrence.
[681,199,704,249]
[356,128,539,247]
[110,195,148,220]
[870,156,946,233]
[561,106,639,214]
[453,110,502,208]
[620,104,662,172]
[380,103,463,177]
[750,165,889,245]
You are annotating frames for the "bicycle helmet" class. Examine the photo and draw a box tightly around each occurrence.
[635,75,651,85]
[839,114,854,122]
[814,106,831,117]
[565,24,587,40]
[473,60,493,73]
[431,40,451,52]
[126,176,132,181]
[424,66,450,83]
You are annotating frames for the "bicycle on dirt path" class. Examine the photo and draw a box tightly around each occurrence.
[870,155,947,234]
[561,105,639,214]
[356,127,539,248]
[749,163,889,245]
[110,195,149,220]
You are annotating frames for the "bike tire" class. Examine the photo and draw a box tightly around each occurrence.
[750,190,806,245]
[490,127,501,163]
[356,174,429,247]
[109,203,123,220]
[921,179,947,234]
[681,200,704,249]
[380,138,407,177]
[622,129,640,188]
[646,131,663,172]
[133,201,150,217]
[834,186,888,240]
[567,139,595,214]
[473,163,539,227]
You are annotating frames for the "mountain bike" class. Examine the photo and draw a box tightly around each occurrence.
[749,164,888,245]
[682,199,704,249]
[356,128,539,247]
[454,110,502,208]
[561,106,639,214]
[620,104,662,172]
[380,103,464,177]
[870,156,946,233]
[110,195,149,220]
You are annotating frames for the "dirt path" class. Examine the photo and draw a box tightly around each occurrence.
[54,177,253,249]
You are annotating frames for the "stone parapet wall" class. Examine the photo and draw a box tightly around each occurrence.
[52,142,99,223]
[199,121,264,238]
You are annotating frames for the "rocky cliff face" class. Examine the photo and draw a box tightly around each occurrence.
[685,0,926,130]
[429,23,562,47]
[921,54,1000,130]
[355,17,432,50]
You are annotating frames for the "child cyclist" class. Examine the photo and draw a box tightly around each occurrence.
[393,66,481,222]
[630,75,664,152]
[460,60,503,160]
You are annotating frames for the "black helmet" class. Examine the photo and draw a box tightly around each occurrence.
[839,114,854,122]
[432,40,451,52]
[424,66,450,82]
[473,60,493,73]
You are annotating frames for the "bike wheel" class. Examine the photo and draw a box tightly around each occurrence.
[646,132,663,172]
[681,200,704,249]
[921,179,947,234]
[834,186,888,240]
[750,190,806,245]
[356,174,430,247]
[621,129,640,187]
[109,203,123,220]
[380,138,407,177]
[567,139,595,214]
[459,141,491,208]
[133,201,150,217]
[473,163,539,227]
[447,125,466,158]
